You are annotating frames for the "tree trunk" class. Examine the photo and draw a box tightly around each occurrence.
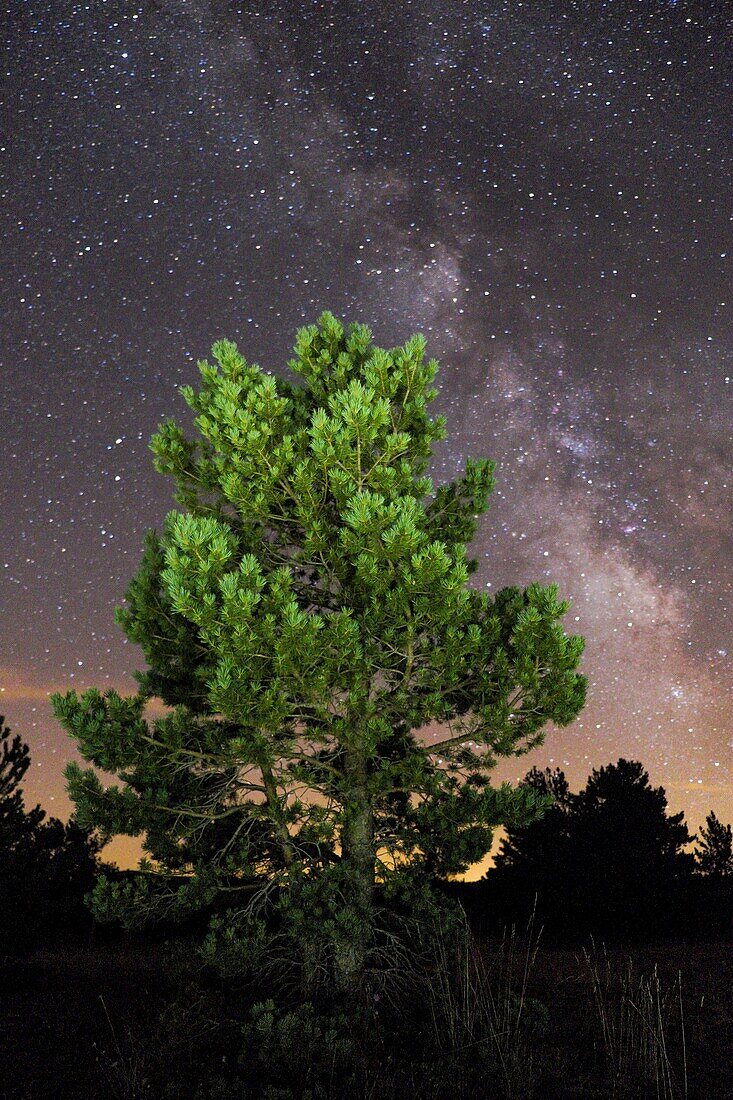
[259,753,324,991]
[336,748,374,993]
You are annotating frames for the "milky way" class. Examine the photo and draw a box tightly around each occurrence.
[1,1,731,862]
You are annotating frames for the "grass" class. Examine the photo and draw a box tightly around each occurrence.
[583,942,687,1099]
[426,909,546,1098]
[93,995,157,1100]
[2,930,733,1098]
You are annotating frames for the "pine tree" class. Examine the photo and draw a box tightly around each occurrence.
[695,810,733,876]
[490,758,694,938]
[52,312,586,989]
[0,715,45,866]
[0,718,101,949]
[492,765,575,878]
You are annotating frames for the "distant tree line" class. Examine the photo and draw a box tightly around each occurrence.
[461,757,733,941]
[0,717,101,953]
[2,714,732,951]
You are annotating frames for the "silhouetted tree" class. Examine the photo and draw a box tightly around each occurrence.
[486,759,695,940]
[0,715,45,856]
[573,759,693,935]
[688,810,733,937]
[479,766,575,931]
[0,716,46,895]
[695,811,733,876]
[0,717,101,952]
[492,765,575,876]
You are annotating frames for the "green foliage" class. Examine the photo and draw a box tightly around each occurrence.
[239,999,356,1097]
[199,911,269,983]
[52,312,586,984]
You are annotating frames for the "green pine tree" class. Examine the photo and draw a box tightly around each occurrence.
[52,312,586,990]
[695,810,733,876]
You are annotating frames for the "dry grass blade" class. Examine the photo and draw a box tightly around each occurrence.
[426,906,546,1099]
[583,943,687,1100]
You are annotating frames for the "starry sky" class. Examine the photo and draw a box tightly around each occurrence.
[1,1,731,867]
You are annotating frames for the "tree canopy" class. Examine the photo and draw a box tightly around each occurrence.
[0,717,101,950]
[695,810,733,876]
[489,758,695,938]
[0,715,45,866]
[52,312,586,988]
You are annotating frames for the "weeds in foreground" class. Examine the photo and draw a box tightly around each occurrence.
[93,996,155,1100]
[426,909,547,1099]
[584,943,687,1100]
[88,921,696,1100]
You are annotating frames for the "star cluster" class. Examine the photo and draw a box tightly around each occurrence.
[1,1,730,853]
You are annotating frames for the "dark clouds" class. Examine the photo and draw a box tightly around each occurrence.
[1,1,730,844]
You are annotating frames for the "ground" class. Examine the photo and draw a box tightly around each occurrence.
[1,934,732,1098]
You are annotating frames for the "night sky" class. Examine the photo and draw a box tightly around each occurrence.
[2,1,731,867]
